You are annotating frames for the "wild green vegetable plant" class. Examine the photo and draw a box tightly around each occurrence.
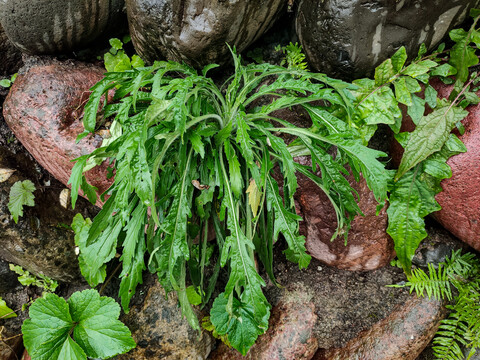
[9,264,58,293]
[352,9,480,274]
[104,36,145,73]
[69,47,390,354]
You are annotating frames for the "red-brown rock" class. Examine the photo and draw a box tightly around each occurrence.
[431,83,480,251]
[313,295,446,360]
[2,57,112,204]
[294,157,395,271]
[209,289,318,360]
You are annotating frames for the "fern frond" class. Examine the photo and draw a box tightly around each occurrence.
[433,311,466,360]
[405,263,452,300]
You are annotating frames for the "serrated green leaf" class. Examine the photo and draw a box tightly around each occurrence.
[387,169,440,273]
[70,290,136,359]
[22,293,74,360]
[8,180,36,223]
[0,297,16,319]
[224,142,243,199]
[74,214,121,287]
[397,102,468,179]
[119,212,146,313]
[266,176,310,269]
[189,132,205,158]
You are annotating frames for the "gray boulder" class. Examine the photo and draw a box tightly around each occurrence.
[0,23,22,76]
[126,0,285,67]
[0,0,126,55]
[296,0,479,79]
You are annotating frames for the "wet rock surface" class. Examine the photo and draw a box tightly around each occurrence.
[118,275,213,360]
[0,23,22,76]
[294,157,395,271]
[260,240,411,352]
[314,295,446,360]
[210,287,318,360]
[126,0,285,67]
[296,0,477,79]
[0,0,126,55]
[3,57,112,203]
[0,87,98,283]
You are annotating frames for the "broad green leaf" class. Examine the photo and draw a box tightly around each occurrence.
[75,215,121,287]
[407,94,426,124]
[109,38,123,50]
[353,80,400,125]
[391,46,407,73]
[429,63,457,77]
[375,59,395,86]
[387,169,440,273]
[402,60,438,78]
[70,290,136,359]
[211,294,265,356]
[424,85,438,109]
[397,101,468,179]
[57,336,87,360]
[394,77,412,106]
[0,79,11,87]
[0,297,16,319]
[8,180,36,223]
[186,286,202,306]
[22,293,74,360]
[131,55,145,69]
[449,28,478,82]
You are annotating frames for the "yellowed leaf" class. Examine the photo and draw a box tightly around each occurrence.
[59,188,70,209]
[246,179,262,217]
[0,168,15,183]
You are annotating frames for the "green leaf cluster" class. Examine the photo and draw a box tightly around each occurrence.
[393,250,480,360]
[22,289,136,360]
[0,73,17,88]
[69,48,389,354]
[9,264,58,293]
[8,180,36,223]
[104,36,145,73]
